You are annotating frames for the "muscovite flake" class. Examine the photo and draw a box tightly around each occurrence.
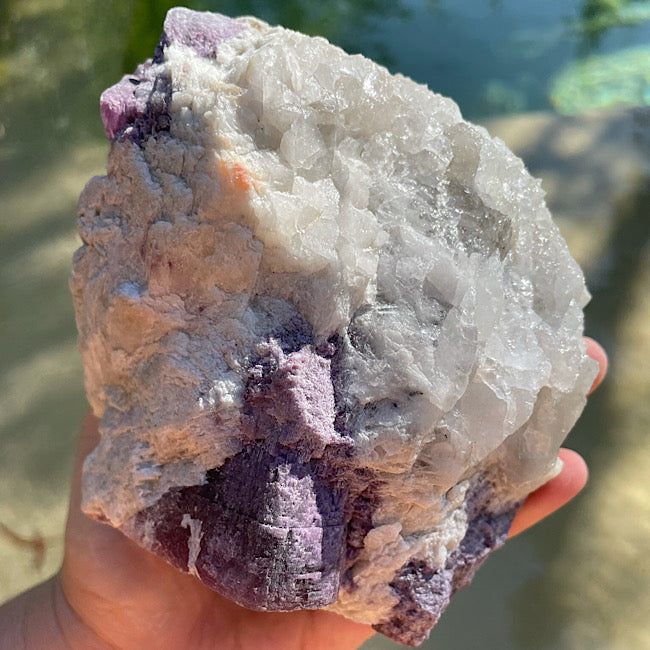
[71,7,597,646]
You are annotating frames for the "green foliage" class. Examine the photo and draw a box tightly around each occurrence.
[121,0,183,72]
[578,0,650,50]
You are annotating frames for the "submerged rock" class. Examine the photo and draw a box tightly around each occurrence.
[71,7,596,646]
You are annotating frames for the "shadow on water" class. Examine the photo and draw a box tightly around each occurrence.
[522,115,640,225]
[510,174,650,648]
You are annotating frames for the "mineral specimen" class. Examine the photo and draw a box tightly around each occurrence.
[70,7,597,646]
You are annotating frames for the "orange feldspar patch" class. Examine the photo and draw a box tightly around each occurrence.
[218,159,254,193]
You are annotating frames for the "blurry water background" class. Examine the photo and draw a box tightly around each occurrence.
[1,1,649,648]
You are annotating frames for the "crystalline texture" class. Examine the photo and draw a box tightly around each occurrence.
[70,7,597,646]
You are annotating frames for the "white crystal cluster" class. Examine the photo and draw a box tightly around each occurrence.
[72,13,596,633]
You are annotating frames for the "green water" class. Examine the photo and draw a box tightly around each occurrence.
[1,1,650,648]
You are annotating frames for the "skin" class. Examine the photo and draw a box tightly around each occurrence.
[0,339,607,650]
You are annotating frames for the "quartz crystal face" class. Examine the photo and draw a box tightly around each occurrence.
[70,7,597,646]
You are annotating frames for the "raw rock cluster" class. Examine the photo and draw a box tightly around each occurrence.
[71,8,596,645]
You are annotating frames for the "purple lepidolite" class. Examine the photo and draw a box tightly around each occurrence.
[70,7,597,646]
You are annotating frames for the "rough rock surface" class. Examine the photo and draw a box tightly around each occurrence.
[70,7,597,646]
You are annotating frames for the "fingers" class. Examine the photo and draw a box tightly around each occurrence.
[585,336,607,395]
[508,448,588,537]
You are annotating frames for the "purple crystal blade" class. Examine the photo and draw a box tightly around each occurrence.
[127,446,348,610]
[124,344,355,610]
[157,7,244,59]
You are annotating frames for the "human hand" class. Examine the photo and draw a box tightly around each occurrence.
[0,338,607,649]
